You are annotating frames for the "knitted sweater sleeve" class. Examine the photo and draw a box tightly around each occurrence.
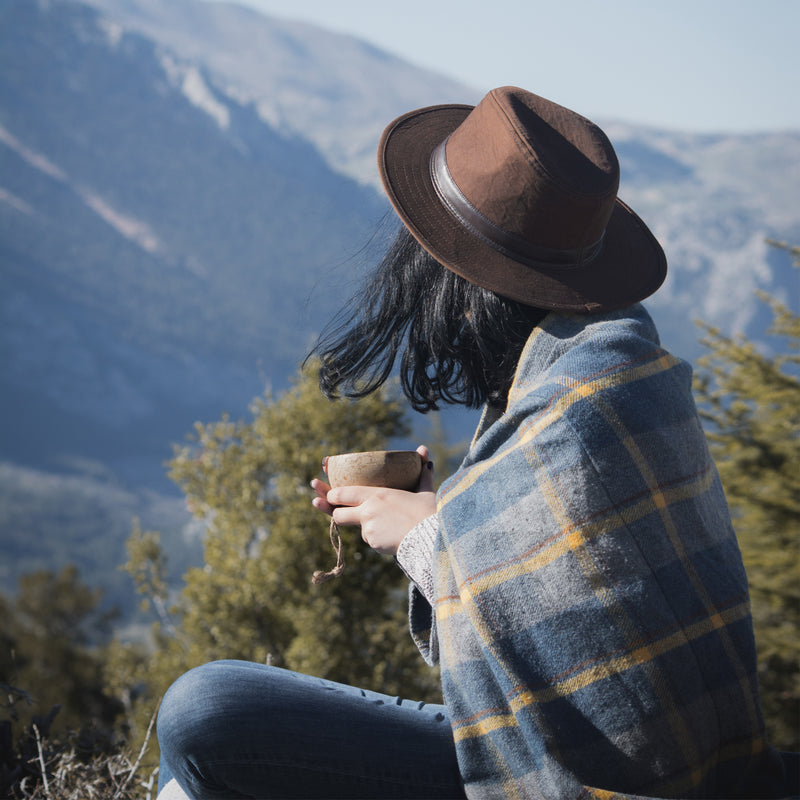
[396,514,440,666]
[396,514,438,604]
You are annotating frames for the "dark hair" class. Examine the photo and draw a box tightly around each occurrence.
[309,225,547,413]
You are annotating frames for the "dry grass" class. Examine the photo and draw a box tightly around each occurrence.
[2,694,158,800]
[12,741,158,800]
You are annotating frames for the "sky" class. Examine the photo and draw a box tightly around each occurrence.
[211,0,799,134]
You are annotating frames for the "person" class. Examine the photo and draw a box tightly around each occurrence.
[156,87,797,799]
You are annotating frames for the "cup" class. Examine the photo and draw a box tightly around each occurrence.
[324,450,423,491]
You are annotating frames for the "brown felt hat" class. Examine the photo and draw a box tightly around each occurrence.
[377,86,667,312]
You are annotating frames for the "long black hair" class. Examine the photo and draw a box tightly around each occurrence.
[309,224,547,413]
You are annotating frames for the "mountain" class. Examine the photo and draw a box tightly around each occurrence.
[1,0,798,615]
[69,0,800,356]
[76,0,480,186]
[607,124,800,355]
[1,0,384,477]
[0,0,474,610]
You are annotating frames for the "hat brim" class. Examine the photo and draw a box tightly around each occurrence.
[377,104,667,312]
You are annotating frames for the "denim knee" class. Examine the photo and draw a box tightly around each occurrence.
[157,661,231,760]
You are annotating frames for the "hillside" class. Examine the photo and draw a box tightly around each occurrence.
[1,0,385,478]
[78,0,479,185]
[610,124,800,355]
[78,0,800,357]
[1,0,798,615]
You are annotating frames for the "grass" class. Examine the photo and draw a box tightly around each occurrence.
[1,686,159,800]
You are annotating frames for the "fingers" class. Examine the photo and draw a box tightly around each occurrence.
[325,485,376,509]
[311,477,331,498]
[416,445,435,493]
[311,445,436,521]
[330,503,365,527]
[311,498,335,515]
[310,480,383,519]
[310,478,334,515]
[328,486,389,529]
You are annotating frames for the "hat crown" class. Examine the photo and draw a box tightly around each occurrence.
[444,87,620,251]
[376,84,666,312]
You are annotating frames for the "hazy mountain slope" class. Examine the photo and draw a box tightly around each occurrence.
[78,0,800,357]
[1,0,798,614]
[608,126,800,358]
[50,0,800,358]
[1,0,385,482]
[0,461,202,612]
[78,0,479,184]
[0,0,388,604]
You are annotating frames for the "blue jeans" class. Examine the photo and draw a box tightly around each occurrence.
[157,660,465,798]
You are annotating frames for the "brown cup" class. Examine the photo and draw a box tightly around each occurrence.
[325,450,423,491]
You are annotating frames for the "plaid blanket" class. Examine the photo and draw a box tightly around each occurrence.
[410,304,788,798]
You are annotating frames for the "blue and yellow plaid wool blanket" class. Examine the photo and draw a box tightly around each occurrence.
[410,304,791,798]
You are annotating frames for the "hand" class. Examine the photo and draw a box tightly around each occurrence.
[310,445,436,556]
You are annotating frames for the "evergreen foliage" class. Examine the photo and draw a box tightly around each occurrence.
[0,567,121,739]
[694,239,800,750]
[0,567,139,798]
[109,362,442,755]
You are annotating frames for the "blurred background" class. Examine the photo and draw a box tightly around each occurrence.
[1,1,798,795]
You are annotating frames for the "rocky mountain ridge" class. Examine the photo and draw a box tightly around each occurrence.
[1,0,797,612]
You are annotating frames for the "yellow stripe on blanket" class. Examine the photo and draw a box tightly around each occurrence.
[440,352,681,512]
[435,468,716,620]
[451,710,519,742]
[450,599,753,742]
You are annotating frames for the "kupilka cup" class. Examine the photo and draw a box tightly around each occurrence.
[312,450,424,585]
[324,449,424,491]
